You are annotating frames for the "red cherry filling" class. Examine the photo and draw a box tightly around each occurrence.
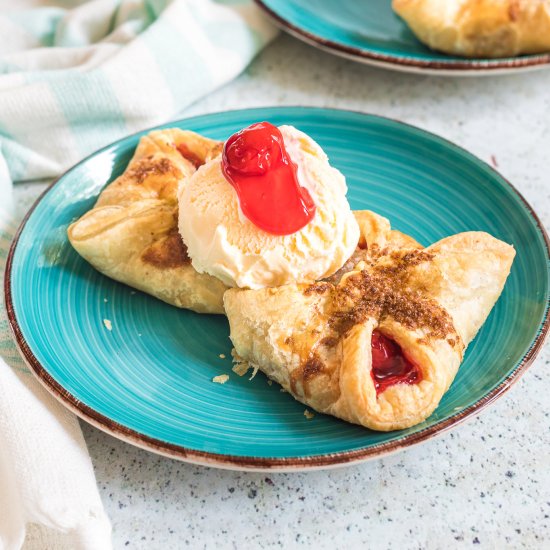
[176,143,204,169]
[371,330,422,395]
[221,122,316,235]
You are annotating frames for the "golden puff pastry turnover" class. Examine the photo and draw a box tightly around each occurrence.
[224,218,515,431]
[393,0,550,58]
[68,129,229,314]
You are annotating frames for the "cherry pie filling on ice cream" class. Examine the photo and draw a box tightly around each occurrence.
[221,121,316,236]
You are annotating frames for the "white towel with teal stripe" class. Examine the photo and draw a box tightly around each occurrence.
[0,0,277,195]
[0,1,276,548]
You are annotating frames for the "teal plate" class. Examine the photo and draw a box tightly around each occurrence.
[256,0,550,74]
[6,108,550,471]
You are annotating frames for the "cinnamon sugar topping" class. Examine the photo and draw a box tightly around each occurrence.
[129,157,177,184]
[329,250,455,343]
[303,281,332,296]
[141,230,191,268]
[291,245,460,389]
[302,354,325,381]
[291,352,326,397]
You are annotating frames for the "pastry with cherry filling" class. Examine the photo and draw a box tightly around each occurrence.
[224,212,515,431]
[68,129,228,314]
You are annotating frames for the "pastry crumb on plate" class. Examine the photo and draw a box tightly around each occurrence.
[212,374,229,384]
[103,319,112,331]
[232,363,250,377]
[230,358,259,381]
[248,364,259,381]
[304,410,315,420]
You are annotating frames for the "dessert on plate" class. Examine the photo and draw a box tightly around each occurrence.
[393,0,550,58]
[69,120,515,432]
[224,211,515,431]
[67,129,229,314]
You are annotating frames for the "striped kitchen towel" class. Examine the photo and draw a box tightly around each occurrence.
[0,0,277,199]
[0,210,114,549]
[0,2,276,547]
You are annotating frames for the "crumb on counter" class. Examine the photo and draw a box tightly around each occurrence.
[304,409,315,420]
[212,374,229,384]
[103,319,112,331]
[219,353,226,359]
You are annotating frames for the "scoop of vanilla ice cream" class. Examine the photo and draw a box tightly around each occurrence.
[178,125,359,289]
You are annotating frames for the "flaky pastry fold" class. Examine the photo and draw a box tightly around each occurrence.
[393,0,550,58]
[224,211,515,431]
[68,129,228,314]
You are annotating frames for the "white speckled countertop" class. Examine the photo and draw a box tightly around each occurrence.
[13,35,550,549]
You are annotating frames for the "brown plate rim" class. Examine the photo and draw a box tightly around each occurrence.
[4,107,550,471]
[254,0,550,73]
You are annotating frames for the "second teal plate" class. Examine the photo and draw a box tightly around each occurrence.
[256,0,550,74]
[6,107,549,470]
